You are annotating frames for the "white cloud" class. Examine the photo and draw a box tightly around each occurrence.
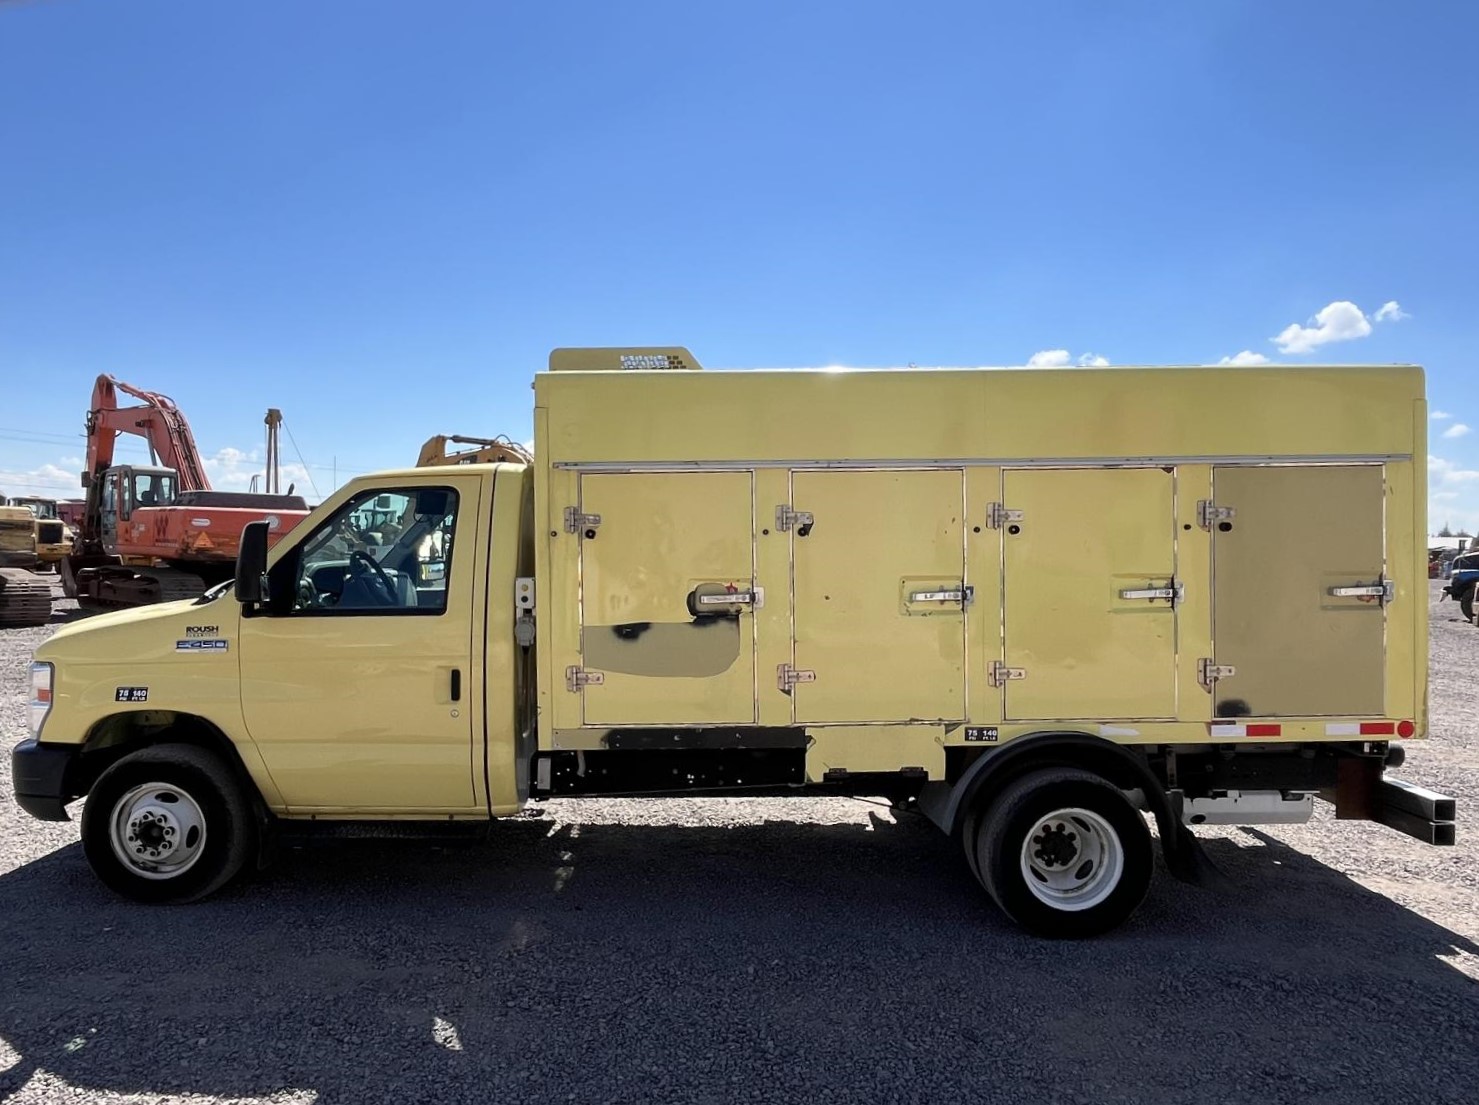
[1429,456,1479,486]
[1026,349,1109,368]
[0,461,81,498]
[1217,350,1270,366]
[1442,423,1471,439]
[200,446,315,497]
[1271,300,1373,355]
[1432,410,1452,420]
[1374,300,1409,323]
[1428,456,1479,537]
[2,446,327,507]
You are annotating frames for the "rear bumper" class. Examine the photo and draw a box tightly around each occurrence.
[1376,777,1456,846]
[11,738,78,821]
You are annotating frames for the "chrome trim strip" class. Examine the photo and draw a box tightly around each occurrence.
[551,454,1409,472]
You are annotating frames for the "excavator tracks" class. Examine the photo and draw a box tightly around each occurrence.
[0,569,53,628]
[74,566,206,610]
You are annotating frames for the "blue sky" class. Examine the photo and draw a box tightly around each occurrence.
[1,0,1476,529]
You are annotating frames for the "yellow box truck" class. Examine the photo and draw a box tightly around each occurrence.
[13,349,1454,936]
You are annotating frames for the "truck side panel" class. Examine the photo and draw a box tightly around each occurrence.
[533,366,1426,772]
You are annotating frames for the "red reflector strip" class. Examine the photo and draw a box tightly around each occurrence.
[1359,722,1396,736]
[35,688,51,704]
[1244,724,1282,737]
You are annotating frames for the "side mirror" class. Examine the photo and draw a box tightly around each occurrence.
[235,521,270,604]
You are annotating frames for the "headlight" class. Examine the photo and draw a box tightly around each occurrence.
[29,662,53,740]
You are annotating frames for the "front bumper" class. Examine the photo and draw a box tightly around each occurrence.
[11,738,79,821]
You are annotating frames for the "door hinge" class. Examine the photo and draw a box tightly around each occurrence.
[514,579,537,646]
[564,507,601,534]
[1198,658,1236,693]
[775,505,814,534]
[986,502,1024,529]
[1329,579,1395,604]
[1198,500,1235,530]
[988,661,1026,687]
[777,663,816,692]
[566,666,604,691]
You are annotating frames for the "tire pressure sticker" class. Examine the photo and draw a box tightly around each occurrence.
[115,687,149,703]
[964,726,999,742]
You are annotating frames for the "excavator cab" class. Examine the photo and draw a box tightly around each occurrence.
[96,466,178,549]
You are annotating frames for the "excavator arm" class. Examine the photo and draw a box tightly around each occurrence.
[84,375,211,492]
[416,434,532,467]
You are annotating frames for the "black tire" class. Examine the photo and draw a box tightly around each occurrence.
[81,744,256,904]
[972,767,1153,938]
[1461,586,1475,623]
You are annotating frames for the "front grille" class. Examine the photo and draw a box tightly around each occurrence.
[39,521,65,543]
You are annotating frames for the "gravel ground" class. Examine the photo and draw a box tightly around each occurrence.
[0,578,1475,1105]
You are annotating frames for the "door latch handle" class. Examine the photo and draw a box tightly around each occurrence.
[910,586,973,606]
[1329,581,1394,603]
[1119,581,1185,604]
[696,589,760,607]
[450,668,462,702]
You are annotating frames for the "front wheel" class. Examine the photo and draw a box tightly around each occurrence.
[973,767,1153,938]
[1461,586,1475,623]
[81,744,256,903]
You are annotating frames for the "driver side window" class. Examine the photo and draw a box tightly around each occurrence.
[290,487,459,615]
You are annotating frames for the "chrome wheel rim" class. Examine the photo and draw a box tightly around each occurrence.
[108,782,208,880]
[1019,807,1123,912]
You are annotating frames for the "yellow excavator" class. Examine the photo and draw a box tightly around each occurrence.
[415,435,532,467]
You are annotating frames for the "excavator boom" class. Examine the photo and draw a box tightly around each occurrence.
[416,434,532,467]
[85,375,211,491]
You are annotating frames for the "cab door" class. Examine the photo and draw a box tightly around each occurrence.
[1002,468,1179,720]
[238,474,486,812]
[100,470,121,552]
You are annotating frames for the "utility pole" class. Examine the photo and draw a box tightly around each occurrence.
[264,409,283,495]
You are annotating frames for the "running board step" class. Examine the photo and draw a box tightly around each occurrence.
[278,821,491,841]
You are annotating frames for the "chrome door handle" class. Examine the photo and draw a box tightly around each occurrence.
[1329,581,1394,602]
[910,586,973,606]
[696,588,763,608]
[1119,581,1185,604]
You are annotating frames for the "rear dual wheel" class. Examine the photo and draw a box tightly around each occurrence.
[969,768,1153,938]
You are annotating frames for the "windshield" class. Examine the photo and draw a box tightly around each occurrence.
[131,472,177,509]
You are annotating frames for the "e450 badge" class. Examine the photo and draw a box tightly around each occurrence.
[176,638,229,652]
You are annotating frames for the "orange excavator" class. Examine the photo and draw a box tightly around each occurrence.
[63,376,311,608]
